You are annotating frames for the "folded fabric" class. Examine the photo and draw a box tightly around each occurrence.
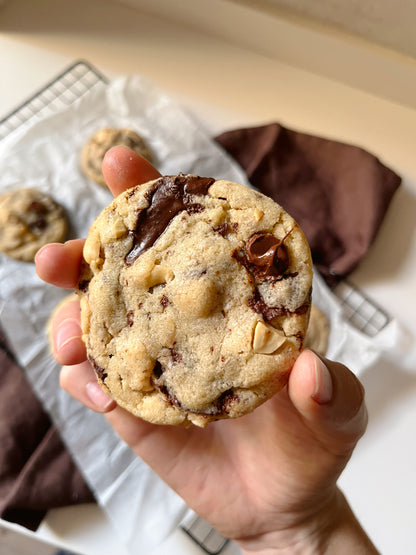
[0,327,94,531]
[215,123,401,285]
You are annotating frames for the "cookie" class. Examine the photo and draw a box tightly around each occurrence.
[0,188,67,262]
[81,128,153,187]
[78,174,313,427]
[304,303,330,356]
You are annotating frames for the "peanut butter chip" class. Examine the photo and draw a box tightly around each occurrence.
[148,265,173,288]
[252,321,286,354]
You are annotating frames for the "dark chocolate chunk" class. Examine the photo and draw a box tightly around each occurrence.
[88,356,108,382]
[152,361,163,379]
[125,174,215,265]
[169,348,183,364]
[248,287,311,322]
[216,388,239,413]
[190,388,239,416]
[78,280,90,293]
[157,384,182,408]
[28,200,48,215]
[27,200,49,233]
[127,310,134,327]
[213,223,229,236]
[244,232,290,279]
[160,294,170,308]
[248,290,287,322]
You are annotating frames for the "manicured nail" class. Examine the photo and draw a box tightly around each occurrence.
[55,318,82,351]
[86,381,115,410]
[312,356,333,404]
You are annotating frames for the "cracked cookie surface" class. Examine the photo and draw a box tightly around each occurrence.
[78,175,313,426]
[0,188,67,262]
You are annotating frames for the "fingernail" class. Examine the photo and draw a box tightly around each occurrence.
[86,381,115,410]
[312,356,333,404]
[56,318,82,351]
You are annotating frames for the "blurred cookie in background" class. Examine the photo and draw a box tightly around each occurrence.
[81,127,153,188]
[0,188,68,262]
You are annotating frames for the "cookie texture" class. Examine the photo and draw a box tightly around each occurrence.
[78,175,313,426]
[0,188,67,262]
[81,128,153,187]
[304,304,330,356]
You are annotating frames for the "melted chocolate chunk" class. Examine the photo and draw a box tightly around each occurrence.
[125,174,215,265]
[244,232,290,279]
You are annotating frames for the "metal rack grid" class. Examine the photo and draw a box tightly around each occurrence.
[333,279,390,336]
[0,58,390,555]
[0,60,108,142]
[181,516,229,554]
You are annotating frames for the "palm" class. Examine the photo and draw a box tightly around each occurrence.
[108,386,347,541]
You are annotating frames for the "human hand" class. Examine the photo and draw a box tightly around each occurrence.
[36,147,374,554]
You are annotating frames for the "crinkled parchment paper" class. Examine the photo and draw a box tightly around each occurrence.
[0,74,410,553]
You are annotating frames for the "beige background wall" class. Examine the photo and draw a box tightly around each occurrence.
[233,0,416,59]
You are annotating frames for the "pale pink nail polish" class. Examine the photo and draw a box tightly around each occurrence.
[86,381,114,410]
[312,356,333,404]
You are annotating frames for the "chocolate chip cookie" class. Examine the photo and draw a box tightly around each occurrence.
[0,188,67,262]
[78,174,313,426]
[81,128,153,187]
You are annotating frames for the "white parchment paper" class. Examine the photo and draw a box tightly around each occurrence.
[0,74,411,553]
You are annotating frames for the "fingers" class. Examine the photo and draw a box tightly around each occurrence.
[60,361,159,445]
[102,145,161,197]
[50,297,86,366]
[60,361,116,413]
[35,239,85,288]
[288,350,368,455]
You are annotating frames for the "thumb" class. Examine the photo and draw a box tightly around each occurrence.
[288,349,368,455]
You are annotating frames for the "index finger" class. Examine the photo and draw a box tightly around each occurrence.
[102,145,161,197]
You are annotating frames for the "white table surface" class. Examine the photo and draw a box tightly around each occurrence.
[0,1,415,554]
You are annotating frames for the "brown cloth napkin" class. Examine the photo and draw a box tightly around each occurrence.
[0,326,94,531]
[215,123,401,285]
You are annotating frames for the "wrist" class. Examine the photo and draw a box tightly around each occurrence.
[237,488,378,555]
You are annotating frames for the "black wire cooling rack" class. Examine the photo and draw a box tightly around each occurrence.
[0,60,108,141]
[0,59,391,555]
[333,278,390,337]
